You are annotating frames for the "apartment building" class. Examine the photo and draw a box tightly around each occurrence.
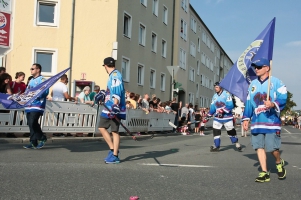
[3,0,174,100]
[2,0,232,105]
[171,1,233,107]
[116,0,174,101]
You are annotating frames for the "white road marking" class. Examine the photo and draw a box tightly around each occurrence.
[138,163,215,168]
[282,128,291,134]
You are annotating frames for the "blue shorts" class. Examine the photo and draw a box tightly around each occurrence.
[251,133,281,152]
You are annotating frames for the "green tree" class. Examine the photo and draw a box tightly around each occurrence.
[281,91,297,116]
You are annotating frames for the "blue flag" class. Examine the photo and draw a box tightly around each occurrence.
[220,18,276,103]
[0,68,70,109]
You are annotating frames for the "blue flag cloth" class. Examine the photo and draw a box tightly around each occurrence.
[0,68,70,109]
[220,18,276,103]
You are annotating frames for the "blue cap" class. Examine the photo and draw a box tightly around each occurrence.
[251,58,270,67]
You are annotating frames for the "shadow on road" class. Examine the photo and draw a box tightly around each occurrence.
[122,148,179,162]
[243,150,289,173]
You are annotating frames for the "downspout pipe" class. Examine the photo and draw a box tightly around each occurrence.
[170,0,176,100]
[68,0,76,94]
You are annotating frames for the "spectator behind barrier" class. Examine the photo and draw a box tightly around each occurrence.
[77,86,93,105]
[10,72,26,94]
[0,73,12,94]
[129,92,137,109]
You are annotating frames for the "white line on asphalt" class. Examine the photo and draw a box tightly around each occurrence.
[282,128,291,134]
[138,163,215,168]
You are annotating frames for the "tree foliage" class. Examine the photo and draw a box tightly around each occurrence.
[281,91,297,115]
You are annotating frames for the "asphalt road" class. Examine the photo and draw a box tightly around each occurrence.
[1,126,301,200]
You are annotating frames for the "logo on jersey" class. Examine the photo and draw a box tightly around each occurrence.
[254,105,269,115]
[253,92,268,107]
[269,82,274,91]
[251,86,256,93]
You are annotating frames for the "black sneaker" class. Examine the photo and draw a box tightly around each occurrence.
[210,146,220,152]
[255,171,270,183]
[276,160,286,179]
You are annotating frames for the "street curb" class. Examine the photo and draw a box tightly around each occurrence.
[0,132,180,144]
[0,129,214,144]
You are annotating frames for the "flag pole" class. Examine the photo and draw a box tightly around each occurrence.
[267,60,272,100]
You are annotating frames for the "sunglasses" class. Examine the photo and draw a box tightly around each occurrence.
[30,68,36,71]
[253,66,264,70]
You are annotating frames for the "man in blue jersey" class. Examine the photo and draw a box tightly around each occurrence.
[97,57,126,164]
[23,63,49,149]
[204,82,242,152]
[242,58,287,183]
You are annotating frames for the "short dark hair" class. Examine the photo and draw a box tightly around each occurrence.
[130,92,135,99]
[60,74,68,81]
[0,66,5,73]
[94,85,100,91]
[33,63,42,73]
[0,73,12,83]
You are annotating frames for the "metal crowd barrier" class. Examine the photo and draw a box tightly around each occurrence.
[0,101,178,134]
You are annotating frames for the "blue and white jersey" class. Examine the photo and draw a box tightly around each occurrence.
[208,90,234,123]
[101,69,126,120]
[24,75,49,114]
[242,76,287,134]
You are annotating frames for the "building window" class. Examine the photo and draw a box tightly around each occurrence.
[202,32,206,43]
[150,69,156,88]
[33,49,57,76]
[196,83,199,97]
[206,36,210,47]
[36,0,59,26]
[211,43,215,52]
[190,42,196,57]
[209,79,213,90]
[201,52,205,65]
[162,39,167,58]
[197,60,200,75]
[152,0,158,16]
[190,17,197,33]
[160,73,166,91]
[189,67,195,82]
[180,19,187,40]
[200,97,203,107]
[189,93,194,104]
[200,74,204,86]
[140,0,147,7]
[139,23,146,46]
[121,57,130,82]
[197,37,200,52]
[163,6,168,25]
[181,0,187,12]
[217,49,220,59]
[210,60,214,71]
[123,12,132,38]
[179,48,186,69]
[138,64,144,85]
[151,32,157,53]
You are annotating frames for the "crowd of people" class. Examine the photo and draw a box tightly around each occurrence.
[0,67,33,95]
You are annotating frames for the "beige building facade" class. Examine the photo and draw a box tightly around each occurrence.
[2,0,232,106]
[171,1,233,107]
